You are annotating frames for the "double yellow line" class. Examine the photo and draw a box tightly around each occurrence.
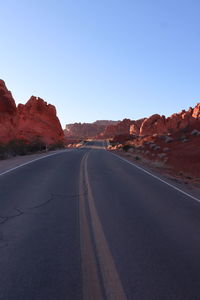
[79,151,127,300]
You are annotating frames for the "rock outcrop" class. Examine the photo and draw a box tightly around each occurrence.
[108,103,200,179]
[65,123,104,139]
[17,96,64,144]
[0,80,17,143]
[100,119,134,138]
[64,120,119,139]
[138,104,200,136]
[0,80,64,145]
[129,118,146,135]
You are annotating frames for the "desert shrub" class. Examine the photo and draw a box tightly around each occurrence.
[0,138,65,160]
[48,141,65,151]
[7,138,46,155]
[0,144,8,160]
[27,138,46,153]
[7,139,29,156]
[123,144,131,152]
[135,156,141,160]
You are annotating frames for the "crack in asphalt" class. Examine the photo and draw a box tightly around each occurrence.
[0,208,25,249]
[0,231,7,248]
[29,194,56,209]
[28,191,88,210]
[0,191,87,221]
[0,190,88,248]
[0,208,24,225]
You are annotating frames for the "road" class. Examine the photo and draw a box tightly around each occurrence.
[0,140,200,299]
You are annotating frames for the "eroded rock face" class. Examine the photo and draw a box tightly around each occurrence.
[64,123,104,139]
[139,104,200,136]
[0,80,17,143]
[101,119,134,138]
[0,80,64,145]
[139,114,166,135]
[192,103,200,118]
[0,80,16,114]
[17,96,64,144]
[64,120,119,139]
[65,119,134,140]
[129,118,146,135]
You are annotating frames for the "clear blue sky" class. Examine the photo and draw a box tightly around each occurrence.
[1,0,200,128]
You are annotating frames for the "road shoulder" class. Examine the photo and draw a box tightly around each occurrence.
[110,149,200,201]
[0,149,67,175]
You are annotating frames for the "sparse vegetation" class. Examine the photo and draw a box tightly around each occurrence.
[48,141,65,151]
[0,144,8,160]
[0,138,64,160]
[123,144,131,152]
[135,156,141,160]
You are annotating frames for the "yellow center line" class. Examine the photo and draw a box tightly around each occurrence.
[79,151,127,300]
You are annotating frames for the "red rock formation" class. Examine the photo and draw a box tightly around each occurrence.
[192,103,200,118]
[100,119,134,138]
[0,80,17,143]
[64,120,119,139]
[65,123,103,139]
[109,104,200,179]
[139,114,166,135]
[17,96,64,145]
[139,104,200,136]
[0,80,64,145]
[140,130,200,178]
[93,120,119,126]
[129,118,146,135]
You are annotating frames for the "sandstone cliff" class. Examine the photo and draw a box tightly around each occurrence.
[129,104,200,136]
[17,96,64,144]
[0,80,17,143]
[0,80,64,146]
[64,120,119,139]
[100,119,134,138]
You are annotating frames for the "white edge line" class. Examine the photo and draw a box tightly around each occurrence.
[110,152,200,203]
[0,150,70,177]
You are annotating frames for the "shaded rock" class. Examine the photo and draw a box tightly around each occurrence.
[158,153,167,159]
[165,136,174,143]
[191,129,200,136]
[0,80,17,143]
[149,143,157,149]
[154,146,161,151]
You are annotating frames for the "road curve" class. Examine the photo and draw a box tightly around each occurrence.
[0,141,200,299]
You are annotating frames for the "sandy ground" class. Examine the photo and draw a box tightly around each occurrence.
[0,149,66,175]
[111,149,200,199]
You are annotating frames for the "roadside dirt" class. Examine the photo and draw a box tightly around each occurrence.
[0,150,66,175]
[111,149,200,199]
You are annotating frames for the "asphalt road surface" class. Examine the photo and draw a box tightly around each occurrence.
[0,140,200,300]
